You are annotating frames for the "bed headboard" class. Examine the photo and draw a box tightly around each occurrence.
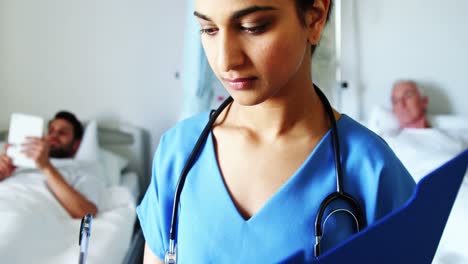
[0,131,7,142]
[97,124,151,199]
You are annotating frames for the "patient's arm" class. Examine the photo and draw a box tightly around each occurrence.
[22,137,97,219]
[144,243,164,264]
[40,163,97,218]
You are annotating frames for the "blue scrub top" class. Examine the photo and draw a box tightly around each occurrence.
[137,112,415,263]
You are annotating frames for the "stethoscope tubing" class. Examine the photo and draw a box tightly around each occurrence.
[166,86,365,260]
[168,97,233,243]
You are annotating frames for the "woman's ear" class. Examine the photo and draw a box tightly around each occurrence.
[305,0,331,44]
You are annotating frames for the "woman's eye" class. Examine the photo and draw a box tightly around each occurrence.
[200,28,218,35]
[241,24,268,34]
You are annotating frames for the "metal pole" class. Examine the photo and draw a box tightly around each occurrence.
[335,0,343,110]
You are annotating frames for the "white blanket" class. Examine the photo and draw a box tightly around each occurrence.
[381,128,466,182]
[434,179,468,264]
[380,128,468,264]
[0,171,136,264]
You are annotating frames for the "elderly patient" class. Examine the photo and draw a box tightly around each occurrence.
[0,111,103,218]
[386,80,468,264]
[391,80,430,129]
[380,80,467,181]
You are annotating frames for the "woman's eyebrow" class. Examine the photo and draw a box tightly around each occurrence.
[194,5,277,22]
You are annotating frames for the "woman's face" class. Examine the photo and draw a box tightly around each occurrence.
[194,0,329,105]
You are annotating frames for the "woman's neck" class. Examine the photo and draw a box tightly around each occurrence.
[225,83,329,142]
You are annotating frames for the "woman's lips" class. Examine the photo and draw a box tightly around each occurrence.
[223,77,257,90]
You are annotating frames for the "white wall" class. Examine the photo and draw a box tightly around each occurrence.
[2,0,467,144]
[0,0,186,153]
[341,0,468,119]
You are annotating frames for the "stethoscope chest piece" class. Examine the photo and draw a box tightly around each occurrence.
[165,239,177,264]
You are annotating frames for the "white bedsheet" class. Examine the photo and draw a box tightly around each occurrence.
[120,171,140,203]
[380,128,467,264]
[434,179,468,264]
[381,128,466,182]
[0,171,136,264]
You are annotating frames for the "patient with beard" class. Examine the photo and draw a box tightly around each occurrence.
[0,111,103,218]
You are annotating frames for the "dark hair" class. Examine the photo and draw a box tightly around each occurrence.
[53,111,84,141]
[294,0,333,25]
[294,0,333,55]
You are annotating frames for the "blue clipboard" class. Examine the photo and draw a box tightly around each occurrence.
[307,149,468,264]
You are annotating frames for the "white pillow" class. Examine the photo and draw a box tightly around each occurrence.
[366,105,400,134]
[72,120,130,186]
[99,149,129,186]
[429,115,468,131]
[74,120,99,162]
[367,106,468,143]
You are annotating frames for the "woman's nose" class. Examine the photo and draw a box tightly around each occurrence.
[217,32,244,72]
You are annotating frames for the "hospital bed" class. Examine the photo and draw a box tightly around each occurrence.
[0,120,150,264]
[365,106,468,264]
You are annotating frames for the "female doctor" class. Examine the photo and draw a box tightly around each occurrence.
[137,0,415,263]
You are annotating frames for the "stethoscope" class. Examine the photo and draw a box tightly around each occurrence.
[164,86,366,264]
[78,213,92,264]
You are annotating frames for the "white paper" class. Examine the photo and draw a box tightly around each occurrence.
[6,113,44,168]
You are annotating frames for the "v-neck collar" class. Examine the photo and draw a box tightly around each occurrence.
[205,115,347,224]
